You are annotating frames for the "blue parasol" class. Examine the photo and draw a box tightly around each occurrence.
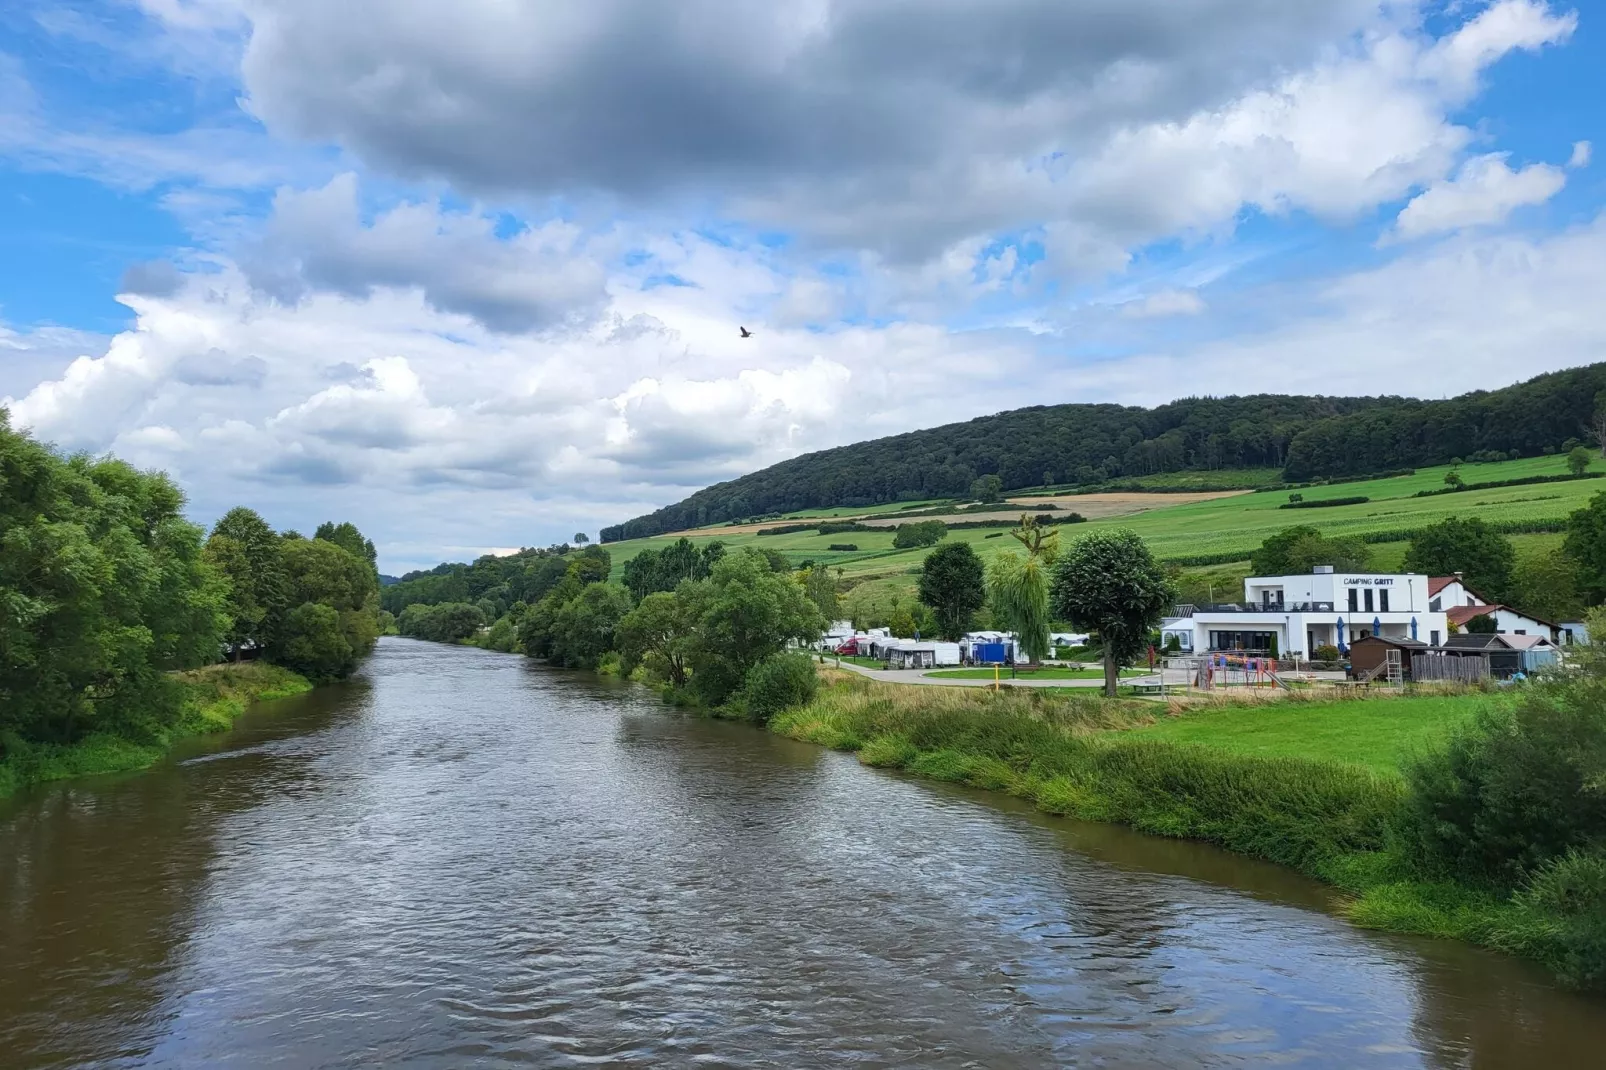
[1373,615,1382,637]
[1410,616,1419,640]
[1336,618,1347,653]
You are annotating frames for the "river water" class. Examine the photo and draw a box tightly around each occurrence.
[3,638,1603,1068]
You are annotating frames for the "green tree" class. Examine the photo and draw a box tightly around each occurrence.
[801,564,840,621]
[209,506,289,657]
[550,583,632,668]
[687,550,824,704]
[1464,612,1499,634]
[2,415,227,752]
[1565,490,1606,604]
[277,602,351,680]
[1403,517,1516,602]
[616,590,698,687]
[1050,529,1176,696]
[892,520,947,549]
[917,542,985,639]
[986,552,1051,668]
[314,520,377,568]
[1568,446,1592,477]
[742,653,819,724]
[1444,470,1464,489]
[567,545,612,586]
[888,606,918,638]
[574,532,589,546]
[1510,549,1585,623]
[970,474,1003,503]
[1250,525,1370,576]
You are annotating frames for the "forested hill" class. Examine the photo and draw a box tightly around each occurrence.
[601,363,1606,542]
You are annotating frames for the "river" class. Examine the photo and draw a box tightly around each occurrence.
[3,637,1603,1068]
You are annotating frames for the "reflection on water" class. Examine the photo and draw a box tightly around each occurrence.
[3,638,1602,1068]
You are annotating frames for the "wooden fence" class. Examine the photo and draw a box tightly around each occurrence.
[1411,654,1489,683]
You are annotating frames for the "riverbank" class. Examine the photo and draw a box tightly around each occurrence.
[0,662,312,799]
[768,670,1601,990]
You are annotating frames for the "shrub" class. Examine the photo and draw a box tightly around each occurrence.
[892,520,948,548]
[742,653,820,724]
[1278,495,1370,509]
[1394,681,1606,890]
[1517,851,1606,988]
[1312,644,1341,661]
[827,543,859,551]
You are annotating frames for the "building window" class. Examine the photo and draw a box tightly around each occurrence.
[1431,630,1441,646]
[1515,629,1526,635]
[1430,597,1441,611]
[1379,590,1389,612]
[1364,589,1374,613]
[1348,589,1358,612]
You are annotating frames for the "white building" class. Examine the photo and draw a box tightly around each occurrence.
[1559,620,1590,646]
[1429,574,1561,642]
[1162,566,1449,658]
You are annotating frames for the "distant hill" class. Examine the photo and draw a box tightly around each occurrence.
[379,574,401,587]
[601,364,1606,543]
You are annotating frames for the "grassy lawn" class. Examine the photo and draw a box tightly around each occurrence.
[926,666,1148,680]
[1125,692,1508,774]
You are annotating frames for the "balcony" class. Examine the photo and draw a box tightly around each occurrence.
[1171,601,1335,616]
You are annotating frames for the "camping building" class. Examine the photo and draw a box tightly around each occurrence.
[1161,567,1449,658]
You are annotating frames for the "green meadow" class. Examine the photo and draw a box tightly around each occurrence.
[601,452,1601,617]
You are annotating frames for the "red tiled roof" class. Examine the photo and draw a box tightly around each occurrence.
[1445,604,1496,626]
[1428,576,1455,596]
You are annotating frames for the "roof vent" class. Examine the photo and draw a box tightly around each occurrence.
[1313,565,1334,574]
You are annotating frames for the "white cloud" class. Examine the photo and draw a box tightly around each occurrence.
[1571,141,1592,169]
[9,211,1606,570]
[1390,152,1567,241]
[1122,290,1207,318]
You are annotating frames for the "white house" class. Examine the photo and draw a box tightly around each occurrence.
[1559,620,1591,646]
[1430,574,1561,642]
[1162,566,1449,658]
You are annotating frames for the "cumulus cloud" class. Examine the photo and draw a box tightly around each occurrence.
[1390,152,1567,241]
[244,174,609,332]
[231,0,1572,265]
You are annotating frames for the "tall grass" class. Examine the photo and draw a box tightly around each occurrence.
[770,670,1605,990]
[0,662,312,798]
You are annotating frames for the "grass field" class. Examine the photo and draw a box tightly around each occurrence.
[596,452,1601,631]
[1128,692,1505,774]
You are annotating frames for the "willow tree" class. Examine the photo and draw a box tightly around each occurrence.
[986,551,1051,667]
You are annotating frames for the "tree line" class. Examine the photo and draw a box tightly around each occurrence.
[1,412,383,760]
[603,362,1606,542]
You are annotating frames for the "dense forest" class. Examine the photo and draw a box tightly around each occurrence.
[1,410,383,760]
[603,363,1606,542]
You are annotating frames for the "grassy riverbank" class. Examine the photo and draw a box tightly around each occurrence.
[769,671,1599,989]
[0,662,312,799]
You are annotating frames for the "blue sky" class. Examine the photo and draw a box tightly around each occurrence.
[2,0,1603,571]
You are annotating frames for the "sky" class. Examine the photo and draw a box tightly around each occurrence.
[1,1,1603,574]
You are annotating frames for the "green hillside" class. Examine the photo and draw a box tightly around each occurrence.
[599,451,1602,620]
[603,363,1606,542]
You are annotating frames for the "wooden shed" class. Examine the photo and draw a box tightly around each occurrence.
[1348,636,1430,680]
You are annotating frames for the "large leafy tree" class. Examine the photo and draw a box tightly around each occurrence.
[1564,490,1606,605]
[918,542,985,639]
[1051,529,1175,696]
[273,532,381,679]
[208,507,289,658]
[686,550,824,704]
[2,414,226,751]
[1510,549,1585,623]
[616,590,698,687]
[1250,525,1370,577]
[1403,517,1516,602]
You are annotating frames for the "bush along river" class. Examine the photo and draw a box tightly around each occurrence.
[3,637,1604,1068]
